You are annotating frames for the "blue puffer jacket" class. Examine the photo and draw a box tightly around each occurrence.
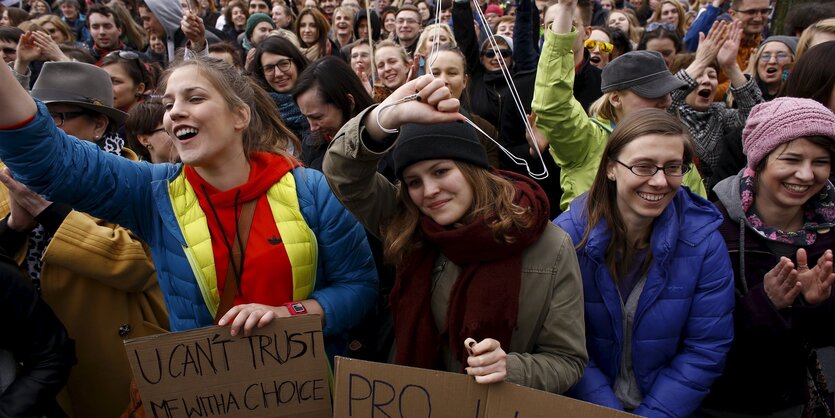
[0,102,378,354]
[554,189,735,417]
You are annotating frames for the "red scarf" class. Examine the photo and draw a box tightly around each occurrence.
[390,170,550,369]
[185,152,300,307]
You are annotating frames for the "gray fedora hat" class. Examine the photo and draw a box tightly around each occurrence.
[31,61,127,124]
[601,50,687,99]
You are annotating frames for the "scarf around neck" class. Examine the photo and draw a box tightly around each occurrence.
[390,170,550,370]
[740,167,835,245]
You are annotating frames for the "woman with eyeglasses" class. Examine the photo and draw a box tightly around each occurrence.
[252,35,311,148]
[701,98,835,418]
[0,61,168,417]
[554,107,734,416]
[751,35,795,102]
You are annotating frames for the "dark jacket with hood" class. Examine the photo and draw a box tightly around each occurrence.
[703,173,835,414]
[353,9,381,42]
[0,249,75,418]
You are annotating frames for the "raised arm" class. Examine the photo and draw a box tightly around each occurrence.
[452,0,480,75]
[532,0,607,169]
[324,76,463,237]
[0,48,37,127]
[511,0,539,72]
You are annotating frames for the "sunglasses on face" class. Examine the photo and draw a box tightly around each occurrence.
[584,39,614,54]
[481,49,511,58]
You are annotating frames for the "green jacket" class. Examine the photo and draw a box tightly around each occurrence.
[531,29,707,211]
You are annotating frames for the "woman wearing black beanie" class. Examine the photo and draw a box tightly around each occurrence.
[323,75,588,393]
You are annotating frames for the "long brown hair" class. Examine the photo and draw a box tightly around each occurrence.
[579,108,695,280]
[382,162,534,264]
[157,57,301,159]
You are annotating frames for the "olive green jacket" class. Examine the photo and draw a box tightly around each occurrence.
[323,107,588,394]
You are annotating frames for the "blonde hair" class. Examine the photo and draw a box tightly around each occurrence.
[796,17,835,60]
[588,92,619,123]
[415,22,456,56]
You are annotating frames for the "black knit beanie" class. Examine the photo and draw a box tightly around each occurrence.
[393,121,489,179]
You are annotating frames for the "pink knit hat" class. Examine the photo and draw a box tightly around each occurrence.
[743,97,835,170]
[485,3,503,16]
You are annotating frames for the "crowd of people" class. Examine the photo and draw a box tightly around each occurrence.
[1,0,835,416]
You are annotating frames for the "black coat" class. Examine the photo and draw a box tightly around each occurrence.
[0,248,75,418]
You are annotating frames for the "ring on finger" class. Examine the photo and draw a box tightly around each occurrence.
[798,264,809,270]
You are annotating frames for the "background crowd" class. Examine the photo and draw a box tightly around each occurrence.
[1,0,835,416]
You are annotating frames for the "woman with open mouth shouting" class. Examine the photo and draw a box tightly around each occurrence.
[752,35,796,102]
[670,20,763,191]
[554,108,735,416]
[702,98,835,417]
[0,57,379,369]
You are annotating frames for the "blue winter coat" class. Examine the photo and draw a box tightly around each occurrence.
[0,102,378,355]
[554,189,735,417]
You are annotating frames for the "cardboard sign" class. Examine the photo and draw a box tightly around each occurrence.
[125,315,331,418]
[333,357,637,418]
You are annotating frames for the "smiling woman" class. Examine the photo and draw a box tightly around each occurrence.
[703,97,835,417]
[324,75,587,395]
[554,108,735,416]
[0,56,379,383]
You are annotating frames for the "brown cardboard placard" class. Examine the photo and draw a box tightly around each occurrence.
[124,315,331,418]
[333,357,637,418]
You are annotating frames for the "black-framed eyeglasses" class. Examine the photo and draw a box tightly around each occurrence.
[734,7,772,16]
[645,21,676,32]
[50,111,89,127]
[481,48,511,58]
[263,59,293,74]
[613,159,690,177]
